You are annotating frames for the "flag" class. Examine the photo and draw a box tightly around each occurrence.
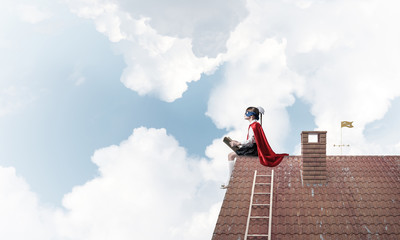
[341,121,354,128]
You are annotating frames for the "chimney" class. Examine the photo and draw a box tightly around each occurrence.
[301,131,327,184]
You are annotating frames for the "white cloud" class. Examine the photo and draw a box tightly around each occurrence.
[206,3,304,151]
[115,0,248,57]
[63,0,400,142]
[65,0,234,102]
[282,0,400,155]
[58,127,225,240]
[118,33,222,102]
[0,166,56,240]
[177,202,222,239]
[16,4,52,24]
[205,0,400,155]
[1,127,224,240]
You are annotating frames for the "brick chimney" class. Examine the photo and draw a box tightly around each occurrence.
[301,131,327,184]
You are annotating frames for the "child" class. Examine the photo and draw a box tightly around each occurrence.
[221,106,288,189]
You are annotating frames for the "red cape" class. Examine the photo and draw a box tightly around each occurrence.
[250,122,288,167]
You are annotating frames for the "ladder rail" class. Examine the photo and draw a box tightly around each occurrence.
[268,170,274,240]
[244,170,258,240]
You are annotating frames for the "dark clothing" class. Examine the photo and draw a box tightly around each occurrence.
[235,143,258,156]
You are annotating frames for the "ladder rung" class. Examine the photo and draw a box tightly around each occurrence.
[250,216,269,219]
[254,192,271,195]
[248,234,269,237]
[255,183,270,185]
[252,204,270,206]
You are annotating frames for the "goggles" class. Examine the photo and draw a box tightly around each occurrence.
[245,111,259,120]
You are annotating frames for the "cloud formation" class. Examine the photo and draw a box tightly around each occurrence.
[0,166,56,239]
[65,0,400,153]
[115,0,248,57]
[0,127,224,240]
[65,0,247,102]
[206,0,400,155]
[58,127,223,240]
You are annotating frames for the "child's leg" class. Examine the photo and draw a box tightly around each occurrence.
[228,153,237,179]
[222,152,237,188]
[228,151,237,161]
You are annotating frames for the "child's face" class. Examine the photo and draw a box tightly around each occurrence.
[244,111,252,120]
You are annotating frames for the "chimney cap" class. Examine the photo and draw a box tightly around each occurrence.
[301,131,327,134]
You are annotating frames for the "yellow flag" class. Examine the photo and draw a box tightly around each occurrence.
[341,121,354,128]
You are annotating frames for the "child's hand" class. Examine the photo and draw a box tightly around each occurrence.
[230,140,240,147]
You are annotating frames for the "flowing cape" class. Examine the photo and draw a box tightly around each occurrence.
[250,122,288,167]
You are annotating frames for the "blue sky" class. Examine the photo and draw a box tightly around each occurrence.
[1,0,400,239]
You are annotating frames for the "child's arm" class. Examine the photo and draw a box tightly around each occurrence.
[223,137,240,152]
[240,127,255,147]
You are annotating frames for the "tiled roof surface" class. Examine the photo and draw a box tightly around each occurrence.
[212,156,400,240]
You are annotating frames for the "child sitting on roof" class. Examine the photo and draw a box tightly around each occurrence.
[221,106,288,189]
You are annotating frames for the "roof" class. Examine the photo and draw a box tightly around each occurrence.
[212,155,400,240]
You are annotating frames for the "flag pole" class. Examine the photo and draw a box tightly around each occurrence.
[334,121,353,155]
[340,124,343,155]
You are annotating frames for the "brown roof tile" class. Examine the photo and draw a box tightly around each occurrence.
[212,155,400,239]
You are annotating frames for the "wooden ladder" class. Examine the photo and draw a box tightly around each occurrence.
[244,170,274,240]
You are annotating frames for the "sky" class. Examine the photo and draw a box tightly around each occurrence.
[1,0,400,239]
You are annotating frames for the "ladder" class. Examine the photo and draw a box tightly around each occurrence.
[244,170,274,240]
